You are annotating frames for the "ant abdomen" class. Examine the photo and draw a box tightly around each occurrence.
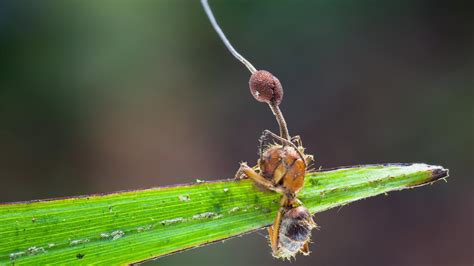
[276,206,316,258]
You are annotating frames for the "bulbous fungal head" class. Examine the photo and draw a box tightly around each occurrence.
[274,206,316,260]
[249,70,283,105]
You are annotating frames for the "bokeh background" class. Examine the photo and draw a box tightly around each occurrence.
[0,0,472,265]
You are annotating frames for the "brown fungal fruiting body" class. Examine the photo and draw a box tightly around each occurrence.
[250,70,290,141]
[249,70,283,105]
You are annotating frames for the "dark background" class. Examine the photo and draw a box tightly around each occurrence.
[0,0,472,265]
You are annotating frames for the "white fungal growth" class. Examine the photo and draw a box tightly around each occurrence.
[27,246,45,255]
[111,230,125,240]
[195,179,205,183]
[228,207,240,213]
[9,251,25,260]
[192,212,220,220]
[137,224,153,232]
[178,195,191,202]
[9,246,48,260]
[223,188,229,192]
[47,243,55,248]
[100,230,125,240]
[70,239,89,246]
[160,217,186,225]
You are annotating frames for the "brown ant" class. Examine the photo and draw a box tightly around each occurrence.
[235,129,316,259]
[201,0,317,259]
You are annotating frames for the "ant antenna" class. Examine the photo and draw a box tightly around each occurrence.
[201,0,291,141]
[201,0,257,74]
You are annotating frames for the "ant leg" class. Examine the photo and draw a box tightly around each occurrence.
[269,207,284,256]
[291,135,302,147]
[234,162,247,180]
[235,162,258,179]
[280,194,294,207]
[236,163,285,194]
[290,135,314,165]
[262,130,295,147]
[300,242,310,255]
[258,132,270,162]
[272,163,287,185]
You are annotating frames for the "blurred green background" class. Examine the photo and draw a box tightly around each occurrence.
[0,0,472,265]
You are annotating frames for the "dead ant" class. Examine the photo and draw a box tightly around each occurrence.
[235,129,316,259]
[201,0,317,259]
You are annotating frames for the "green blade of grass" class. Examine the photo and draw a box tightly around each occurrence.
[0,163,448,265]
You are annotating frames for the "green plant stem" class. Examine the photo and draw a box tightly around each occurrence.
[0,163,448,265]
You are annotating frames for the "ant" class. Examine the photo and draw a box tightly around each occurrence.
[235,129,316,259]
[201,0,317,260]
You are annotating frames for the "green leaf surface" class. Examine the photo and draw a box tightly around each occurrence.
[0,163,448,265]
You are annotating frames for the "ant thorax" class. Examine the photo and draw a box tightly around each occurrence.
[258,143,307,195]
[275,206,316,259]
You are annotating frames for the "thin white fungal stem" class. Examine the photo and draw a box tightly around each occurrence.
[201,0,257,74]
